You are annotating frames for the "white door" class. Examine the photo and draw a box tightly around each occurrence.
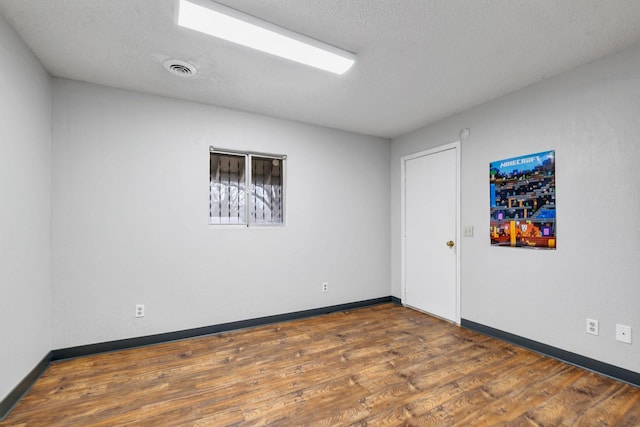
[403,144,458,323]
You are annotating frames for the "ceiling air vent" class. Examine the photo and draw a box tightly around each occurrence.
[163,59,197,77]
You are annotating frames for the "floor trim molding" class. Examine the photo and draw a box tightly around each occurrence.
[0,353,51,421]
[461,318,640,388]
[51,297,395,361]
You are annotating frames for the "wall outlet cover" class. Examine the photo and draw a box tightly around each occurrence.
[587,318,599,335]
[616,324,632,344]
[135,304,145,318]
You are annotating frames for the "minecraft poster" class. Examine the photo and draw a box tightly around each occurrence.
[490,150,556,249]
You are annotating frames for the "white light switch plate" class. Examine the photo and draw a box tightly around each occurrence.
[463,226,474,237]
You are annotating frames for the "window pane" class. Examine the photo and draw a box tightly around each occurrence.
[251,156,283,224]
[210,153,246,224]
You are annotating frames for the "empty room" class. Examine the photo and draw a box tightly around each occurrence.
[1,0,639,425]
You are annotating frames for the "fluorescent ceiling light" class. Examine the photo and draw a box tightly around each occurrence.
[177,0,355,75]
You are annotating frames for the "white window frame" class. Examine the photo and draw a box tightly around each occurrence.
[209,147,286,227]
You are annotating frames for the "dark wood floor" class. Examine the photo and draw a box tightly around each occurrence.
[2,304,639,426]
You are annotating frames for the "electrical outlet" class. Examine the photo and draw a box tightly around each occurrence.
[586,318,599,335]
[616,324,632,344]
[135,304,145,318]
[322,282,328,292]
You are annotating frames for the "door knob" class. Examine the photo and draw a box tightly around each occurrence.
[447,240,455,247]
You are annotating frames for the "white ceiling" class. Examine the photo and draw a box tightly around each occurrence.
[2,1,640,139]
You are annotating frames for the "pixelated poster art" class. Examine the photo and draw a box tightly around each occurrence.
[490,150,556,249]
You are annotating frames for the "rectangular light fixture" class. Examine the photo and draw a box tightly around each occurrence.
[177,0,355,75]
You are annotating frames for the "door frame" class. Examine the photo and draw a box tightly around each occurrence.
[400,141,461,324]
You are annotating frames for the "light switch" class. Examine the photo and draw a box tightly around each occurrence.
[463,226,474,237]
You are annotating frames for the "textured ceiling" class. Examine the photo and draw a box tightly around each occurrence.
[2,1,640,138]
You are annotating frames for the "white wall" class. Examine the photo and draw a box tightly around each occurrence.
[51,79,390,349]
[391,44,640,373]
[0,15,52,402]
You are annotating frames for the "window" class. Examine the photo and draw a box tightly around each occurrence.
[209,148,285,226]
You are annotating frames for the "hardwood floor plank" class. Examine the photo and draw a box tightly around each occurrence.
[1,304,639,426]
[514,372,631,426]
[571,383,640,427]
[451,356,572,425]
